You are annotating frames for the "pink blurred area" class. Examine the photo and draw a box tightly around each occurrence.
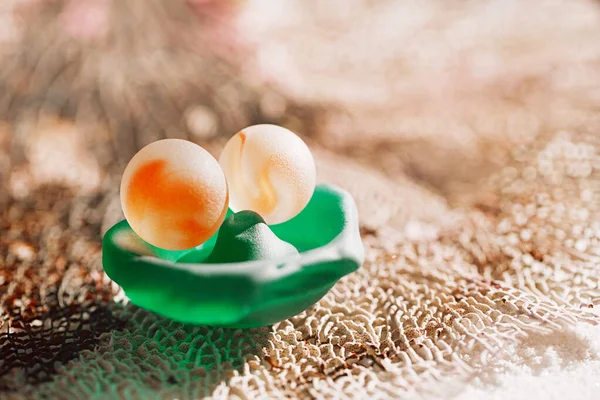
[59,0,110,40]
[1,0,600,200]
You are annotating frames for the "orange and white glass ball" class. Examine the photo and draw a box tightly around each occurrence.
[219,124,316,225]
[120,139,229,250]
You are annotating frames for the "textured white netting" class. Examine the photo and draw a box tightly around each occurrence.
[2,0,600,399]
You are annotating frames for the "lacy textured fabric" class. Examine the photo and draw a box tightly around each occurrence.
[2,0,600,399]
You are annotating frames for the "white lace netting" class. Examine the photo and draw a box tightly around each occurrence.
[2,0,600,399]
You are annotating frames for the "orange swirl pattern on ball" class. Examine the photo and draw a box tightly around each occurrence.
[220,124,316,224]
[125,159,228,250]
[237,131,278,216]
[255,158,280,216]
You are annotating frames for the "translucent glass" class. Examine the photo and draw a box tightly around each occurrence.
[120,139,228,250]
[102,184,363,328]
[219,124,316,224]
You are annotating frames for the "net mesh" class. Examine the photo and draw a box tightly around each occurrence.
[2,0,600,399]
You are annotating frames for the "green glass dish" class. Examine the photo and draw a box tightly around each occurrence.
[102,184,364,328]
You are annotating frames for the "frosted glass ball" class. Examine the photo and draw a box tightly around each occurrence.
[219,124,316,224]
[120,139,229,250]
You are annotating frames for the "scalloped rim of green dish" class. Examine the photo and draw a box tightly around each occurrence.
[102,184,364,327]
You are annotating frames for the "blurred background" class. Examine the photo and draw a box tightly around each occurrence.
[3,0,600,204]
[2,0,600,398]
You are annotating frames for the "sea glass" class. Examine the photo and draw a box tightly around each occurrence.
[203,211,299,264]
[102,184,363,328]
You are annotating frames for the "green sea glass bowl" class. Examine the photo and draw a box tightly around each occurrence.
[102,184,364,328]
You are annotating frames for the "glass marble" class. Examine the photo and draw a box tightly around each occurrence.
[219,124,316,225]
[120,139,229,251]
